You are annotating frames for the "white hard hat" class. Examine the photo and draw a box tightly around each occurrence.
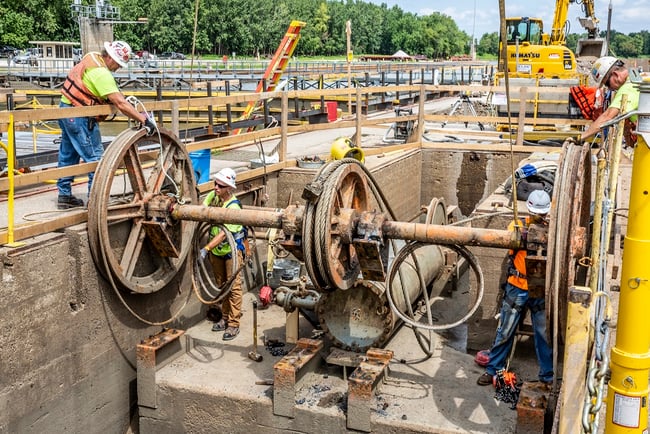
[527,190,551,215]
[214,167,236,188]
[590,56,622,87]
[103,40,132,68]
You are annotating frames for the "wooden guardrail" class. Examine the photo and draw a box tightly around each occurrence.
[0,83,588,245]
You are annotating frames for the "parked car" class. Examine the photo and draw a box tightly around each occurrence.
[133,50,158,68]
[0,45,19,58]
[73,48,83,64]
[159,52,185,60]
[12,48,41,66]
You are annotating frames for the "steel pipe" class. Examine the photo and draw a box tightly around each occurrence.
[172,203,286,229]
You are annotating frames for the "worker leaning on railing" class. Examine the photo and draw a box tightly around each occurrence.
[56,40,156,210]
[580,56,640,147]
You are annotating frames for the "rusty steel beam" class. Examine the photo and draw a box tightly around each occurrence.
[516,382,552,433]
[136,328,186,409]
[272,338,323,418]
[347,348,394,432]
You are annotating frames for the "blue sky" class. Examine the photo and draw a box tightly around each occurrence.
[367,0,648,38]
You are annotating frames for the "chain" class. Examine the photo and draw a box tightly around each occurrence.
[582,314,611,433]
[581,191,614,433]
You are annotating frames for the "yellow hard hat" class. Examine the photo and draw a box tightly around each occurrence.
[330,137,365,163]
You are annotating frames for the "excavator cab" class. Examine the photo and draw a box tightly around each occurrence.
[499,16,576,79]
[505,18,543,45]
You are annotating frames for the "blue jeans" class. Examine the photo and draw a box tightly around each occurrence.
[56,102,103,197]
[486,282,553,382]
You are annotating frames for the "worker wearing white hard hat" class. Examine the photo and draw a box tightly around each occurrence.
[477,189,553,387]
[56,40,155,210]
[200,168,246,341]
[581,56,639,145]
[103,40,132,68]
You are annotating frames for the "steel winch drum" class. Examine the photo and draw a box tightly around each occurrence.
[316,198,448,351]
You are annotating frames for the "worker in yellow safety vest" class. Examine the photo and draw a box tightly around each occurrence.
[199,168,247,341]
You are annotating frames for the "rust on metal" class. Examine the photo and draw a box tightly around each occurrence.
[347,347,394,432]
[140,221,181,258]
[348,347,393,399]
[172,204,284,229]
[382,220,522,249]
[136,328,185,369]
[516,381,550,433]
[273,338,324,418]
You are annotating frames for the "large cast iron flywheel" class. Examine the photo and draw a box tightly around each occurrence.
[87,128,199,294]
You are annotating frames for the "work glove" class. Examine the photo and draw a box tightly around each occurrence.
[143,116,157,136]
[199,247,209,260]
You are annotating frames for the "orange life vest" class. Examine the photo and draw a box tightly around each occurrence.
[61,53,106,107]
[570,85,602,121]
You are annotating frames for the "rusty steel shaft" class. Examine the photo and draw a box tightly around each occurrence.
[171,204,286,229]
[382,220,522,249]
[170,203,521,250]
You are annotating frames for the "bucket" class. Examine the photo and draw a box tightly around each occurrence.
[189,149,211,184]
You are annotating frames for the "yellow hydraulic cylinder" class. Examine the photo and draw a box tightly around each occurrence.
[605,83,650,433]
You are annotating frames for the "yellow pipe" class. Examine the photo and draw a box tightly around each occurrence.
[589,149,607,292]
[605,131,650,432]
[2,114,25,247]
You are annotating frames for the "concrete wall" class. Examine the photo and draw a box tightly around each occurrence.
[420,148,530,351]
[0,226,204,434]
[421,149,527,218]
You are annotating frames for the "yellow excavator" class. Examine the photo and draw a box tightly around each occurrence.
[498,0,607,79]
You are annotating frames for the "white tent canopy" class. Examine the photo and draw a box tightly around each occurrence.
[392,50,411,59]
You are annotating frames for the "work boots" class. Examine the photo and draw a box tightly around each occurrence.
[57,195,84,210]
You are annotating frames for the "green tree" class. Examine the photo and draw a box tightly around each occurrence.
[477,32,499,56]
[611,32,643,58]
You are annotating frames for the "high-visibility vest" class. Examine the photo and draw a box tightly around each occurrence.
[205,194,246,257]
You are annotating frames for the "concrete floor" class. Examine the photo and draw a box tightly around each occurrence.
[141,290,550,434]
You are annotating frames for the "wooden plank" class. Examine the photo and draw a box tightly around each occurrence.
[0,210,87,245]
[421,141,561,154]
